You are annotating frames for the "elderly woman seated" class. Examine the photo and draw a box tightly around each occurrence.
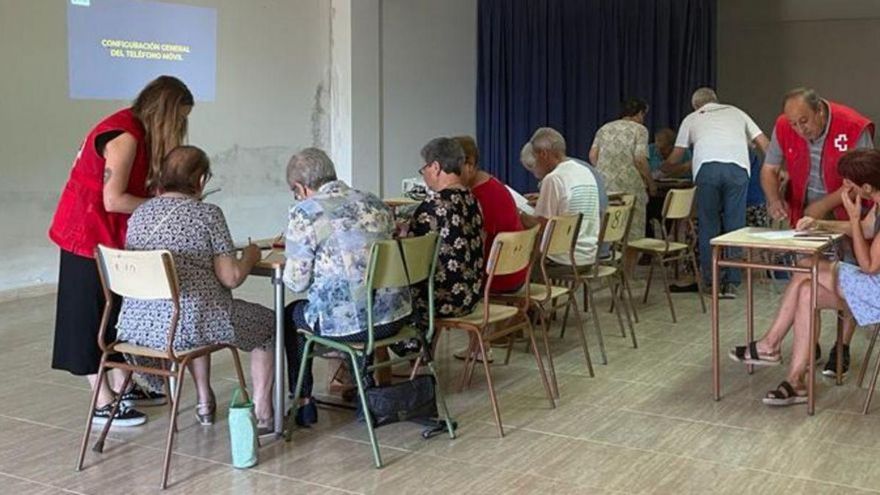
[730,150,880,406]
[282,148,412,426]
[117,145,275,430]
[409,137,485,324]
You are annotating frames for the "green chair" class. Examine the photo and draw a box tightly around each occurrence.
[284,233,455,468]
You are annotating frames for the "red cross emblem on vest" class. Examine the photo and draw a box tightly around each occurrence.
[834,133,849,152]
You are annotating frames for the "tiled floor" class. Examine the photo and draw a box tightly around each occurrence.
[3,273,880,494]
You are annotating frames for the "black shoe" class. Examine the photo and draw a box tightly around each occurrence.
[720,284,738,299]
[669,282,699,293]
[822,344,850,378]
[291,401,318,427]
[92,403,147,427]
[120,383,167,407]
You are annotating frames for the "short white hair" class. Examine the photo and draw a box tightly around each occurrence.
[529,127,566,157]
[691,87,718,109]
[520,142,536,170]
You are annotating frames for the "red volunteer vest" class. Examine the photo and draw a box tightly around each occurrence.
[775,101,874,223]
[48,109,149,258]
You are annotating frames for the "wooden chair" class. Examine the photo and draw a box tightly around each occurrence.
[857,324,880,414]
[627,187,706,322]
[496,215,596,398]
[287,233,455,468]
[580,202,638,348]
[602,193,639,323]
[77,246,250,490]
[435,226,556,437]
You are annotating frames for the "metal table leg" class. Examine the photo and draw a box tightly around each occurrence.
[273,266,286,435]
[712,245,721,401]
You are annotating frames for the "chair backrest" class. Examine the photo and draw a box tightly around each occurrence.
[540,214,582,257]
[365,233,440,351]
[599,204,632,245]
[96,245,179,300]
[662,187,696,220]
[95,245,181,358]
[367,233,439,290]
[487,226,540,277]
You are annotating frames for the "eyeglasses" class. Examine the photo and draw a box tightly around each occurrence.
[203,169,213,183]
[418,163,431,176]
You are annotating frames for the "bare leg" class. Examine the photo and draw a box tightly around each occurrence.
[87,372,118,408]
[187,355,213,405]
[785,279,847,387]
[842,315,857,345]
[249,348,274,422]
[757,260,837,355]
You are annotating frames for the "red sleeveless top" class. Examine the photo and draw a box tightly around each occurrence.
[48,109,149,258]
[775,101,874,223]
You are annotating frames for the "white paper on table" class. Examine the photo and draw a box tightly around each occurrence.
[749,230,798,240]
[506,185,535,215]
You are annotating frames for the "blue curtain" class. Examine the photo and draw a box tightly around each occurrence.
[477,0,717,192]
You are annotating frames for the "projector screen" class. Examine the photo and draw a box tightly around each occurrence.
[67,0,217,101]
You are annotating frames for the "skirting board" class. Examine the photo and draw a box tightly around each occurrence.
[0,284,55,304]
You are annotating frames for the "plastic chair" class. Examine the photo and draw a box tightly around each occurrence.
[435,226,556,437]
[77,246,250,490]
[286,233,455,468]
[627,187,706,322]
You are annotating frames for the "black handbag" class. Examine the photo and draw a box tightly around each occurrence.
[357,375,438,427]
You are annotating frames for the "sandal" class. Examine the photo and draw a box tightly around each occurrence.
[195,390,216,426]
[728,341,781,366]
[762,381,807,406]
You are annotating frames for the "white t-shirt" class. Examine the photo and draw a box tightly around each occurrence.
[534,159,601,265]
[675,102,763,179]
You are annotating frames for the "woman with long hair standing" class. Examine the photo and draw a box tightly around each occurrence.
[48,75,194,426]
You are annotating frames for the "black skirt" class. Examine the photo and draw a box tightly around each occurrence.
[51,249,123,375]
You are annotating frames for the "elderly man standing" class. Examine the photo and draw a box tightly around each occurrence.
[762,87,874,224]
[282,148,412,427]
[760,88,874,375]
[519,127,602,272]
[662,87,769,299]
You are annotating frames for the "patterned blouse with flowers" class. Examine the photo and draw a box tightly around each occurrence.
[283,180,412,337]
[409,187,484,322]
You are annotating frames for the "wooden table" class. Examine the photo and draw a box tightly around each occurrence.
[710,227,842,415]
[250,248,287,436]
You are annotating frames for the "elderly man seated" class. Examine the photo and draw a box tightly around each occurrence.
[282,148,412,426]
[519,127,602,275]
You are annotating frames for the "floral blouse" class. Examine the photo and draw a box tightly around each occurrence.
[410,187,484,322]
[283,180,411,337]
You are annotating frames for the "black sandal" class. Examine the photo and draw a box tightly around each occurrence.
[762,381,807,406]
[728,341,781,366]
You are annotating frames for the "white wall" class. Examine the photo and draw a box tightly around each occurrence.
[0,0,478,294]
[718,0,880,138]
[0,0,332,294]
[380,0,478,195]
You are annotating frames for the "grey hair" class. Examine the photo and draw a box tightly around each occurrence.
[691,87,718,109]
[783,87,822,112]
[421,137,465,175]
[520,142,536,170]
[286,147,337,189]
[529,127,567,156]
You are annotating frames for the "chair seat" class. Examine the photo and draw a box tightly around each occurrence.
[437,304,519,327]
[297,325,420,351]
[584,265,618,279]
[628,238,688,253]
[112,342,217,359]
[523,283,571,301]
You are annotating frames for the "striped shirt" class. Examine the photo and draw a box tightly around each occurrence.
[534,159,601,265]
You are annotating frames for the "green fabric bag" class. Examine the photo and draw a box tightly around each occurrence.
[228,388,258,469]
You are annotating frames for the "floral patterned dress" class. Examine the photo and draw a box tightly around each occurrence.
[409,187,484,323]
[592,119,650,240]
